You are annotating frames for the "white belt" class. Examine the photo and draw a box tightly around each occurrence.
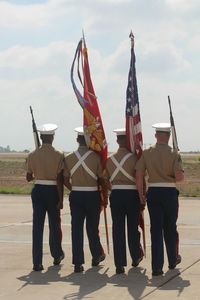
[112,184,136,190]
[148,182,176,188]
[72,186,98,191]
[35,180,57,185]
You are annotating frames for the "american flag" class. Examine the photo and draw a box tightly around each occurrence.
[126,33,145,257]
[126,32,143,157]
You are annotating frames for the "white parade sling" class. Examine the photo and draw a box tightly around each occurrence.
[70,150,97,180]
[110,153,134,182]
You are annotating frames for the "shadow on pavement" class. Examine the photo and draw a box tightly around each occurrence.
[63,266,109,300]
[17,265,191,300]
[142,269,191,299]
[17,265,63,290]
[109,267,148,300]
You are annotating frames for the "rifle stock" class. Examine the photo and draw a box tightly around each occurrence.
[30,106,41,149]
[168,96,179,152]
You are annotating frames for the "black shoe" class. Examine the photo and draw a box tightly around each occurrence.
[169,254,182,269]
[176,254,182,265]
[33,264,44,271]
[53,251,65,265]
[132,256,143,267]
[92,254,106,266]
[152,269,163,276]
[74,265,84,273]
[116,266,125,274]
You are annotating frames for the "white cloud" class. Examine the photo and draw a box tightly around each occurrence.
[0,41,75,69]
[166,0,200,12]
[139,42,191,74]
[0,75,80,151]
[0,36,197,151]
[0,0,71,28]
[0,0,200,151]
[0,1,48,28]
[188,34,200,52]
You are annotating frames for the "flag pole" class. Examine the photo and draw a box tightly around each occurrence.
[71,34,109,254]
[103,202,110,254]
[82,33,109,254]
[128,31,146,258]
[129,30,134,48]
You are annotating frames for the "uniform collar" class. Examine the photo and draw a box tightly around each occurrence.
[117,147,130,154]
[78,145,89,150]
[156,142,169,146]
[41,143,54,148]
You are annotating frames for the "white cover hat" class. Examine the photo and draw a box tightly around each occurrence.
[113,128,126,136]
[37,123,58,135]
[74,126,84,136]
[152,123,171,132]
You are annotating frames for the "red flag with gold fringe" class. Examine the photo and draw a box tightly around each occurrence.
[71,35,107,169]
[71,34,109,253]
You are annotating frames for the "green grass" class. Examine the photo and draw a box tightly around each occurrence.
[0,186,70,195]
[0,152,200,197]
[177,183,200,197]
[0,185,32,194]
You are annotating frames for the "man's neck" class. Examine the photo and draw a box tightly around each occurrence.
[118,145,128,150]
[42,142,52,145]
[156,140,168,145]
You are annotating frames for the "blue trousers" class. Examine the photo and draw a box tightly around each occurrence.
[147,187,179,271]
[69,191,104,265]
[31,185,63,266]
[110,189,142,267]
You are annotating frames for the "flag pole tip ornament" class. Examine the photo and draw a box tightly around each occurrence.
[152,123,171,133]
[113,128,126,136]
[74,126,84,136]
[37,123,58,135]
[129,31,134,38]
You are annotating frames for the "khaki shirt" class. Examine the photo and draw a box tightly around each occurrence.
[106,147,137,185]
[26,144,64,180]
[135,143,183,183]
[64,146,103,187]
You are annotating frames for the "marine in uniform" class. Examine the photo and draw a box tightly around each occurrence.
[63,127,106,273]
[135,123,184,276]
[106,129,143,274]
[26,123,65,271]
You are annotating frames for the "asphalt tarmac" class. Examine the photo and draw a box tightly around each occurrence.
[0,194,200,300]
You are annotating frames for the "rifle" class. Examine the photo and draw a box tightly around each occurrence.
[30,106,41,149]
[168,96,179,151]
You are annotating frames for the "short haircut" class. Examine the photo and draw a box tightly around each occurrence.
[156,131,170,135]
[77,135,86,145]
[117,135,126,144]
[40,134,54,143]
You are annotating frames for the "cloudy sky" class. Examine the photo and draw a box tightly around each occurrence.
[0,0,199,152]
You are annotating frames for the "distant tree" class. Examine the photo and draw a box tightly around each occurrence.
[23,149,30,153]
[0,145,11,152]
